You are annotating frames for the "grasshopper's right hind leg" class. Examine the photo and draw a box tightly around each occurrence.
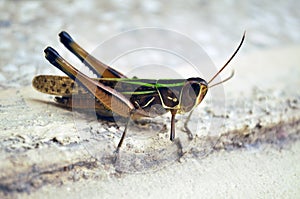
[58,31,126,79]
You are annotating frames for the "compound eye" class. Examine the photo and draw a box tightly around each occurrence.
[189,83,200,97]
[181,83,200,112]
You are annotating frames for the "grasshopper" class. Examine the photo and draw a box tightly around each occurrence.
[33,31,245,151]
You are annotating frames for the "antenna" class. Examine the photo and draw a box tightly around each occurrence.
[207,31,246,85]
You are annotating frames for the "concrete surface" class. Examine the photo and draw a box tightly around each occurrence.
[0,1,300,198]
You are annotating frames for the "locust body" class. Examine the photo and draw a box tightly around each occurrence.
[33,31,245,150]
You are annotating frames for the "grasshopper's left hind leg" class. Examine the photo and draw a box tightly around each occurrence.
[112,117,131,163]
[44,47,137,152]
[44,47,135,118]
[115,117,131,153]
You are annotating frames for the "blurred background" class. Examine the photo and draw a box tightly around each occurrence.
[0,0,299,88]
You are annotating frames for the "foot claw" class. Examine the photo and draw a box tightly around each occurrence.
[112,148,120,164]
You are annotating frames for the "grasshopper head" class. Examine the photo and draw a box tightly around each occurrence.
[179,78,208,113]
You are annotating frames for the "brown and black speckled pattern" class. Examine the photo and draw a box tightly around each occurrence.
[32,75,87,96]
[32,75,121,96]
